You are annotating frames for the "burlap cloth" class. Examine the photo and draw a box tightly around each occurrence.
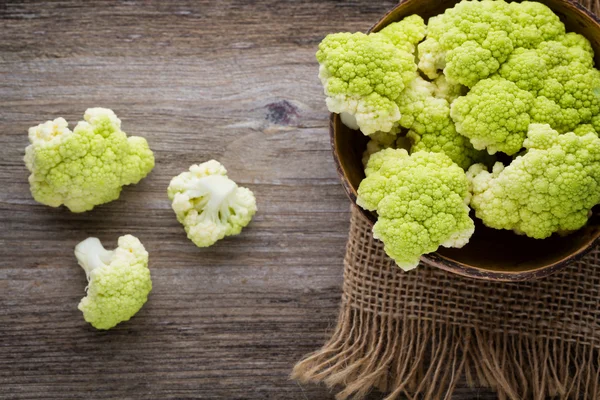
[292,204,600,399]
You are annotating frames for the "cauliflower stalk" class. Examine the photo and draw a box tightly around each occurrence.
[24,108,155,212]
[75,235,152,330]
[467,124,600,238]
[168,160,257,247]
[357,149,474,270]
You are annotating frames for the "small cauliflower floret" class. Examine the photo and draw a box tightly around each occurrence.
[507,1,565,48]
[167,160,257,248]
[357,149,474,270]
[397,77,492,169]
[503,39,600,133]
[75,235,152,330]
[378,14,427,54]
[418,0,514,86]
[24,108,154,212]
[541,65,600,131]
[361,130,402,168]
[432,75,467,103]
[417,38,446,79]
[444,32,513,87]
[451,77,534,155]
[573,124,598,136]
[467,124,600,239]
[395,77,437,129]
[316,17,423,135]
[499,48,548,93]
[560,32,595,63]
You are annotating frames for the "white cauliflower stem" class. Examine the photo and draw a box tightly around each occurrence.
[168,160,257,247]
[75,238,115,280]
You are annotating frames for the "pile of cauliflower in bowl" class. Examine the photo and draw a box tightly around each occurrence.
[317,0,600,271]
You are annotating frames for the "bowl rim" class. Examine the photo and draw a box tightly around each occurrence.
[329,0,600,282]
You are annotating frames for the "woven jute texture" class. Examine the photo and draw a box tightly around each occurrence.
[292,206,600,399]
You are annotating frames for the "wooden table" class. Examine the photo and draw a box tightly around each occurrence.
[0,1,500,398]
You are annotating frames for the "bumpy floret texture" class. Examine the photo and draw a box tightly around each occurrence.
[467,124,600,238]
[24,108,154,212]
[436,1,600,155]
[168,160,257,248]
[451,77,534,155]
[418,0,564,86]
[76,235,152,330]
[397,77,492,169]
[316,16,425,135]
[378,15,429,54]
[357,149,474,270]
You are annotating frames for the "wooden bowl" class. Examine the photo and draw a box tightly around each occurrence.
[331,0,600,281]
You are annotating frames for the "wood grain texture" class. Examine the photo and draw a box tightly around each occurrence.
[0,1,496,399]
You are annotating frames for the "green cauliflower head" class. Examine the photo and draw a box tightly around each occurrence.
[357,149,474,270]
[467,124,600,239]
[167,160,257,248]
[24,108,155,212]
[316,16,425,135]
[75,235,152,330]
[418,0,564,87]
[448,12,600,156]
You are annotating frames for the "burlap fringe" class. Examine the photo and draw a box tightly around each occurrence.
[293,305,600,399]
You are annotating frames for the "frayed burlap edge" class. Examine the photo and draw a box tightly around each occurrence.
[292,206,600,400]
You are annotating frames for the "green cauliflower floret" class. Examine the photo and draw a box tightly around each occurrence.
[417,37,446,80]
[75,235,152,330]
[361,130,402,168]
[418,0,513,85]
[467,124,600,239]
[361,131,413,168]
[499,48,548,93]
[523,37,598,132]
[432,75,467,103]
[451,77,534,155]
[397,77,492,169]
[24,108,154,212]
[378,14,427,54]
[593,115,600,133]
[357,149,474,270]
[559,32,595,64]
[316,16,425,135]
[444,33,513,88]
[573,124,598,136]
[418,0,564,87]
[168,160,257,248]
[507,1,565,48]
